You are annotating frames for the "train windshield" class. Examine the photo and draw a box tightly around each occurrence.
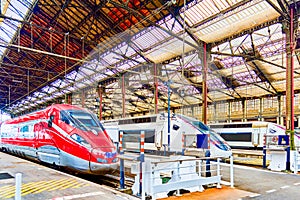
[179,115,210,131]
[62,110,103,131]
[178,114,231,151]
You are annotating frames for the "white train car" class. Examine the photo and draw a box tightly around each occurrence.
[102,113,232,158]
[208,121,286,149]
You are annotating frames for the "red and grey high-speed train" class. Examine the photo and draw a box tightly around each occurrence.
[0,104,118,174]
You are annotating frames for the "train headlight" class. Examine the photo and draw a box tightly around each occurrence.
[70,133,91,148]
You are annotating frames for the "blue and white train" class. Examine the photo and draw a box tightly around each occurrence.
[102,113,232,158]
[208,121,286,149]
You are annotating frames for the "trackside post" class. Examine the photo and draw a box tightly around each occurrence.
[286,146,290,171]
[263,145,267,168]
[230,155,234,188]
[119,131,125,189]
[138,131,145,196]
[15,173,22,200]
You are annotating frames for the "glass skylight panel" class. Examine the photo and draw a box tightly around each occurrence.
[133,27,170,50]
[233,71,259,84]
[32,91,41,97]
[47,86,56,93]
[0,0,35,59]
[80,67,94,75]
[44,96,52,100]
[65,70,77,80]
[0,22,17,42]
[158,17,182,34]
[102,52,122,65]
[118,44,135,57]
[51,79,61,87]
[208,78,227,89]
[74,82,86,89]
[105,70,114,76]
[260,40,284,57]
[42,85,49,93]
[66,86,76,92]
[182,0,241,26]
[59,80,68,88]
[75,72,84,81]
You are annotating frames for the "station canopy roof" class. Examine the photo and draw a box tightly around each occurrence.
[0,0,298,117]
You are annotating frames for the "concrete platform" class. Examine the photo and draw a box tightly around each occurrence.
[0,152,138,200]
[158,186,259,200]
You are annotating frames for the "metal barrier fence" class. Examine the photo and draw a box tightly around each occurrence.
[117,130,234,199]
[129,155,234,200]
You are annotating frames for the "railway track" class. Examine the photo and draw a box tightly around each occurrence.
[231,149,266,167]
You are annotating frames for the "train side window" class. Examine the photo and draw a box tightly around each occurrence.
[20,125,28,132]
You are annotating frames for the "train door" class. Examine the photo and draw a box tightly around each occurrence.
[37,121,61,165]
[252,127,260,147]
[170,120,182,152]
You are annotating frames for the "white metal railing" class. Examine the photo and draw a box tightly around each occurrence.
[130,155,234,200]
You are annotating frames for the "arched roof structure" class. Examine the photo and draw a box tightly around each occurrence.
[0,0,298,118]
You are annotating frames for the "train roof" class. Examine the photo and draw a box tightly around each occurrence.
[209,121,271,125]
[3,104,86,124]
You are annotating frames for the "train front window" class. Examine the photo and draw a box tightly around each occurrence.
[67,110,101,129]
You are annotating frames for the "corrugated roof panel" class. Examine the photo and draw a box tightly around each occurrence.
[183,0,241,26]
[194,0,280,43]
[144,35,196,63]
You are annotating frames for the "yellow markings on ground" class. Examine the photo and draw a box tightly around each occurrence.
[0,178,90,199]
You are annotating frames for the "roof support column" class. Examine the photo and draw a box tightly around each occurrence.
[228,101,232,123]
[259,97,263,121]
[154,63,158,114]
[202,43,209,124]
[122,74,126,118]
[284,7,296,150]
[242,98,247,122]
[66,94,72,105]
[278,95,284,126]
[97,86,104,120]
[81,91,85,108]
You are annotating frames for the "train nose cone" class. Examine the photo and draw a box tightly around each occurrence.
[89,147,119,174]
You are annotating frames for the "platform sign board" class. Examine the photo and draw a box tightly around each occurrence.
[278,135,289,146]
[197,134,208,149]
